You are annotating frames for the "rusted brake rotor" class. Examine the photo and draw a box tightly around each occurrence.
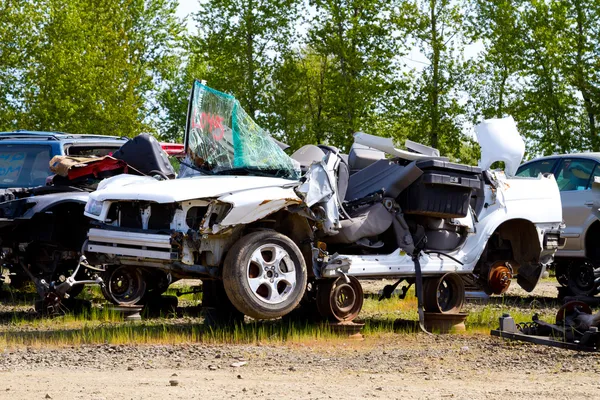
[487,261,516,295]
[316,276,364,322]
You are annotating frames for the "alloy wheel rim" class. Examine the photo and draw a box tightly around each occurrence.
[246,244,296,305]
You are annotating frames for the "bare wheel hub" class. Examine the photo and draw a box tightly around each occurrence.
[423,273,465,314]
[316,276,364,322]
[103,265,146,305]
[487,261,515,295]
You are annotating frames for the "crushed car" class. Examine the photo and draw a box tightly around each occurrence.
[82,81,563,324]
[0,132,177,312]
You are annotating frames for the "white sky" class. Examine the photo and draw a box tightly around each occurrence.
[176,0,199,32]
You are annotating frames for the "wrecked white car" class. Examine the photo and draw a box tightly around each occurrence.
[83,81,562,323]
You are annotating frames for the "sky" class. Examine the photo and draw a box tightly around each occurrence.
[176,0,199,32]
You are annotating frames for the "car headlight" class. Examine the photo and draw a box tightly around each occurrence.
[85,199,103,216]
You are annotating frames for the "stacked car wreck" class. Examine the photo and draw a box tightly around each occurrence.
[0,133,177,312]
[80,81,563,323]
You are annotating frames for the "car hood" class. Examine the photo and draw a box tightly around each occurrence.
[91,174,300,203]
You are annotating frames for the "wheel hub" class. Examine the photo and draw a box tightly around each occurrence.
[103,266,146,306]
[423,273,465,314]
[316,276,364,322]
[568,261,600,296]
[487,261,515,295]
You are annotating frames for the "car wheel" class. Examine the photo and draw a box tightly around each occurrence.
[316,276,363,322]
[567,261,599,296]
[101,265,146,305]
[223,231,307,320]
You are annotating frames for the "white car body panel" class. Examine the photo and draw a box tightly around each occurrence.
[323,171,561,278]
[217,186,302,228]
[91,174,298,203]
[475,116,526,176]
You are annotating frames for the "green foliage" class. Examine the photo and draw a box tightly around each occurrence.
[3,1,600,157]
[194,0,299,120]
[0,0,183,137]
[469,0,600,156]
[303,0,412,151]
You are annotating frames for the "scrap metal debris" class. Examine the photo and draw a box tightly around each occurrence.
[491,301,600,352]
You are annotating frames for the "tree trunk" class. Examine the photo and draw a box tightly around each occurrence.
[573,0,597,149]
[244,0,256,117]
[498,66,508,118]
[430,0,440,150]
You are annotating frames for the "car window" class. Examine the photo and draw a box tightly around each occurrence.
[555,159,595,191]
[516,159,557,177]
[66,145,121,157]
[0,145,52,188]
[587,163,600,189]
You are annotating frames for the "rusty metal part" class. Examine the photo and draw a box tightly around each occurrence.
[327,321,365,338]
[424,312,468,333]
[423,273,465,314]
[555,301,592,326]
[316,276,364,322]
[35,292,68,315]
[487,261,515,295]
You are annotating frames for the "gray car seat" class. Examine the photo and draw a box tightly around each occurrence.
[348,143,386,174]
[289,145,325,172]
[324,203,393,244]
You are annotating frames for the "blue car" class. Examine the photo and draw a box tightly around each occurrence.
[0,130,127,191]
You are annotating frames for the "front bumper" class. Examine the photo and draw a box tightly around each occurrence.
[86,228,175,261]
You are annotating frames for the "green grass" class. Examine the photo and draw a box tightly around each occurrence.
[0,281,561,348]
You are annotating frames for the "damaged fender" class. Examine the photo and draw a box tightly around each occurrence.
[213,186,303,231]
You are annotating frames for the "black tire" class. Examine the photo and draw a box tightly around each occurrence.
[567,261,599,297]
[101,265,147,305]
[423,273,465,314]
[222,231,307,320]
[554,261,570,287]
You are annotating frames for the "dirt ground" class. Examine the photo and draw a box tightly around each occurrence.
[1,335,599,400]
[2,278,599,400]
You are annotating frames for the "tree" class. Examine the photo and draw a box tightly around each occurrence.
[518,0,582,154]
[3,0,183,137]
[305,0,411,151]
[560,0,600,150]
[191,0,300,125]
[467,0,524,121]
[0,1,38,129]
[401,0,472,159]
[157,40,207,142]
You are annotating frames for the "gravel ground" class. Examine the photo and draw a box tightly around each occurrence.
[2,277,598,399]
[1,335,599,400]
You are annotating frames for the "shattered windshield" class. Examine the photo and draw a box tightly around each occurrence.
[184,81,299,179]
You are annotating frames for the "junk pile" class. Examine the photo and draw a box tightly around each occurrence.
[492,300,600,351]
